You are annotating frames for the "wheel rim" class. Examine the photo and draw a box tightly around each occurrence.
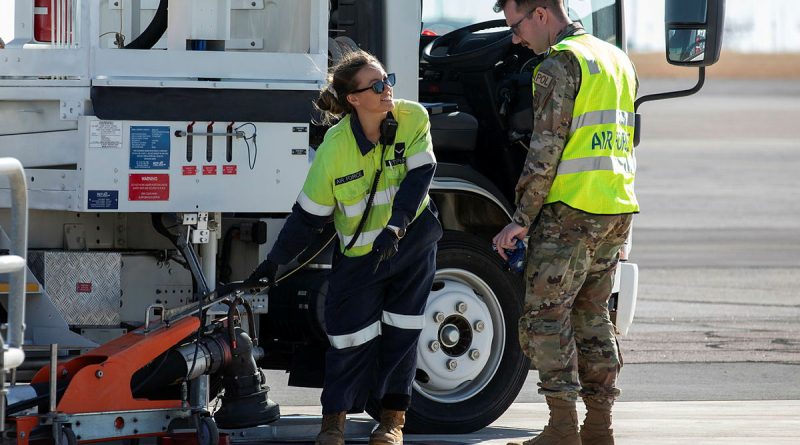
[414,268,506,403]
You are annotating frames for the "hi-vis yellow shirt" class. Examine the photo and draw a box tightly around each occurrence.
[535,34,639,214]
[297,100,435,257]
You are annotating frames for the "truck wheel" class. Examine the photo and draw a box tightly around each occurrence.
[369,231,530,433]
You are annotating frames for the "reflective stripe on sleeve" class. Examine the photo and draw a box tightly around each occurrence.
[406,152,436,170]
[556,156,636,176]
[338,186,399,218]
[327,320,382,349]
[340,228,383,249]
[297,191,335,216]
[570,110,635,134]
[382,311,425,330]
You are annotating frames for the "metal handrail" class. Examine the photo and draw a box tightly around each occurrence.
[0,158,29,367]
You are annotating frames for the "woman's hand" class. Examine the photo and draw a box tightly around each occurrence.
[371,228,400,273]
[248,259,279,285]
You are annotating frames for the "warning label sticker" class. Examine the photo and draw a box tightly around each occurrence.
[89,120,123,150]
[183,166,198,176]
[222,165,237,175]
[129,174,169,201]
[130,126,171,170]
[203,165,218,175]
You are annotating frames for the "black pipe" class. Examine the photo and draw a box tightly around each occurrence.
[125,0,168,49]
[214,326,280,429]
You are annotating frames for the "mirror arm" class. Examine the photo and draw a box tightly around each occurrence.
[634,66,705,113]
[633,67,705,147]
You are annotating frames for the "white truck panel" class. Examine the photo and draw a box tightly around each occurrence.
[78,117,310,212]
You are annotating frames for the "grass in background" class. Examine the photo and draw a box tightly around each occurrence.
[631,52,800,79]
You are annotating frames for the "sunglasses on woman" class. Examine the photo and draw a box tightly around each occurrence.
[350,73,396,95]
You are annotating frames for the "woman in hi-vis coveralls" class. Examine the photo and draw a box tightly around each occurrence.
[249,50,442,445]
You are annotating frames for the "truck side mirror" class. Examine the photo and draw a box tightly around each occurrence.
[664,0,725,66]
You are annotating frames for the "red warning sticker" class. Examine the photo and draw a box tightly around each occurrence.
[183,165,198,176]
[203,165,218,175]
[223,165,238,175]
[129,174,169,201]
[76,282,92,293]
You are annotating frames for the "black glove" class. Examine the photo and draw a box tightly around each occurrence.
[371,228,400,273]
[248,259,278,286]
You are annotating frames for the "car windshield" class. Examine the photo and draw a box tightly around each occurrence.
[422,0,619,45]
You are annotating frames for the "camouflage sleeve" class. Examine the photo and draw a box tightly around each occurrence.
[511,51,581,228]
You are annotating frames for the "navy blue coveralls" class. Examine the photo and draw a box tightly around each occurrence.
[267,102,442,414]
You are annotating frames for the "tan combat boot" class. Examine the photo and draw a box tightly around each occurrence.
[507,397,581,445]
[316,411,346,445]
[368,409,405,445]
[580,399,614,445]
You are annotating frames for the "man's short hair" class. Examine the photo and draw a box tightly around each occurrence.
[493,0,560,14]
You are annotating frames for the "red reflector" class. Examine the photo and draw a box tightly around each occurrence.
[421,29,438,37]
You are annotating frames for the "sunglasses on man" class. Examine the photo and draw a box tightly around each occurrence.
[350,73,396,95]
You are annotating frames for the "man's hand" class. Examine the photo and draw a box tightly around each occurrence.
[492,222,528,260]
[371,228,400,273]
[248,259,278,285]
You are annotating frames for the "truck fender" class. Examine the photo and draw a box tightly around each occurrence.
[431,163,513,236]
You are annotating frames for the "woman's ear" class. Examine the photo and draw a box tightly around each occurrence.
[346,93,360,108]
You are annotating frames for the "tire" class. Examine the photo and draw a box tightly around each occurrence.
[60,426,77,445]
[196,415,219,445]
[368,231,530,433]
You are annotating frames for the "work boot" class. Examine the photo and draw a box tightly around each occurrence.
[580,399,614,445]
[315,411,346,445]
[369,409,405,445]
[507,397,581,445]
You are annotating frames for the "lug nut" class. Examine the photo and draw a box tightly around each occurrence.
[433,312,445,324]
[474,320,485,333]
[469,349,481,360]
[447,359,458,371]
[429,341,441,352]
[456,302,468,314]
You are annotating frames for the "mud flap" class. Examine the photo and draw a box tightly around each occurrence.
[611,262,638,336]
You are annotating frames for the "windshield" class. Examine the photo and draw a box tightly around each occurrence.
[422,0,620,46]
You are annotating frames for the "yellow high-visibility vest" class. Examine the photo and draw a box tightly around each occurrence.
[535,34,639,214]
[297,100,435,257]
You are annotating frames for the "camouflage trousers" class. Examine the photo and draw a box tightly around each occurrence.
[519,202,633,403]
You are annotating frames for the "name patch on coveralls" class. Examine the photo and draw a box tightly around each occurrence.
[335,170,364,185]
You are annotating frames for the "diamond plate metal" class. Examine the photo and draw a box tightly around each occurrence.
[28,251,121,326]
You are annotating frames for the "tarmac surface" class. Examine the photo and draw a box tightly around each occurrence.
[255,78,800,444]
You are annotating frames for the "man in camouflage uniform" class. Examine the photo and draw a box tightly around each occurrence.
[492,1,638,444]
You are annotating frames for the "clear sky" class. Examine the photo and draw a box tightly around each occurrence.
[626,0,800,52]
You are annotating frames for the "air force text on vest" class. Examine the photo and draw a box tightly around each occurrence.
[591,130,631,153]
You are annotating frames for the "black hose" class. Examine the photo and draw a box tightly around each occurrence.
[125,0,168,49]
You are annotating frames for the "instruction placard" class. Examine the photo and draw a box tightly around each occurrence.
[89,120,123,150]
[129,174,169,201]
[87,190,119,210]
[130,126,171,169]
